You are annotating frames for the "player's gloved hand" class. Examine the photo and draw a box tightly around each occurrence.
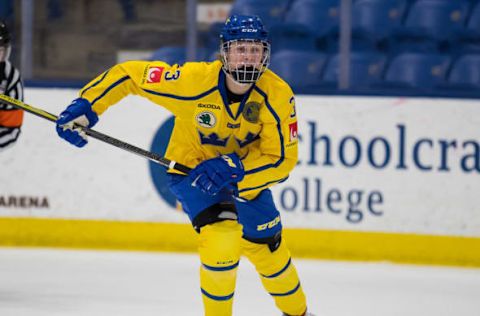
[56,98,99,147]
[189,153,245,195]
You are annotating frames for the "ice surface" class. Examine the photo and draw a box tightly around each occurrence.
[0,248,479,316]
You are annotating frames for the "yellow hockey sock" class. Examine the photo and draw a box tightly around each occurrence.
[198,221,243,316]
[242,238,307,316]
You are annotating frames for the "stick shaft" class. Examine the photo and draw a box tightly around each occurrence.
[0,94,191,174]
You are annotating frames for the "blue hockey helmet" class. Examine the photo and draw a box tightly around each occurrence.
[220,15,270,84]
[220,15,269,43]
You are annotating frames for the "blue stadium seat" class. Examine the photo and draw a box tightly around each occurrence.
[449,2,480,54]
[448,54,480,88]
[352,0,408,41]
[269,23,317,53]
[0,0,14,20]
[284,0,340,39]
[150,46,186,65]
[269,50,327,91]
[389,0,471,53]
[229,0,290,27]
[467,2,480,35]
[383,52,450,90]
[200,22,224,52]
[322,52,387,89]
[402,0,470,41]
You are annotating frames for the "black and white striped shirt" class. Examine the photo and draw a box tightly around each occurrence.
[0,60,24,150]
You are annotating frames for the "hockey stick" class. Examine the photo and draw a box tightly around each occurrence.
[0,94,192,174]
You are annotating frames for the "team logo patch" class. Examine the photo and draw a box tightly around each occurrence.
[242,101,260,123]
[146,66,164,83]
[196,111,216,128]
[289,122,298,141]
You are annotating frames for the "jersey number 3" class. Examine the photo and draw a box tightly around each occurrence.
[165,70,180,81]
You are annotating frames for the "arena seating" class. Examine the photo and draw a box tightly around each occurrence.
[229,0,290,27]
[269,50,327,89]
[321,51,387,89]
[269,24,317,52]
[351,0,408,50]
[150,46,214,65]
[284,0,340,39]
[381,52,451,90]
[447,54,480,89]
[150,0,480,97]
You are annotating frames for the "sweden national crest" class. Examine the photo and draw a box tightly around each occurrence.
[243,101,260,123]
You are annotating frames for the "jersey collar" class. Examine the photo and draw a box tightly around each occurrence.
[218,69,255,121]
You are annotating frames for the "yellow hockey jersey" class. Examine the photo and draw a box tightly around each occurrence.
[79,60,298,199]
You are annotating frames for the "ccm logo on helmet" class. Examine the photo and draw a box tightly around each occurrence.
[242,29,258,33]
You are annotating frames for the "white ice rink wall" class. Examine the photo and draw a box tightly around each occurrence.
[1,88,479,266]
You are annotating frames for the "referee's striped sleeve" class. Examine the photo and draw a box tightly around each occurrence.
[5,61,23,101]
[0,61,24,149]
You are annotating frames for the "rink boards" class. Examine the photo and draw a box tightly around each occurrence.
[1,88,479,266]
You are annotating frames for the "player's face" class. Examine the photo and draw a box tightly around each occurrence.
[0,45,10,62]
[225,40,265,70]
[221,39,270,84]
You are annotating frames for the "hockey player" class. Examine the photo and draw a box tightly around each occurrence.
[56,15,313,316]
[0,21,24,150]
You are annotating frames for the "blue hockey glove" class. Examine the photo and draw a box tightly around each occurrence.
[189,153,245,196]
[56,98,99,147]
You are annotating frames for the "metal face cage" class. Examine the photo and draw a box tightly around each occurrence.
[220,39,270,84]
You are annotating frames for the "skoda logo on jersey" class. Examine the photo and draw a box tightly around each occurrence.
[196,111,216,128]
[149,116,177,207]
[197,103,221,110]
[242,101,260,123]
